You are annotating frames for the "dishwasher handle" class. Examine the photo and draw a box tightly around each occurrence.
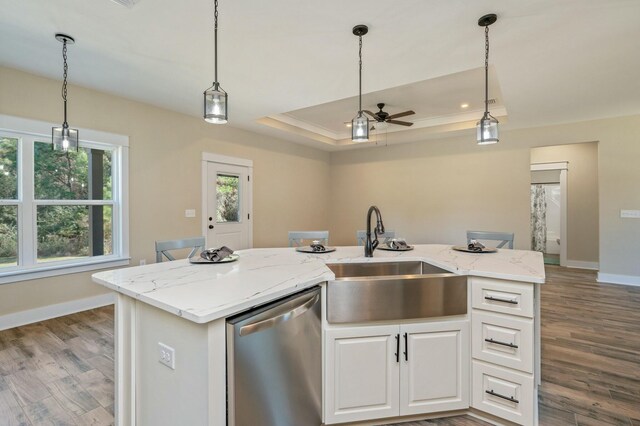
[239,293,319,336]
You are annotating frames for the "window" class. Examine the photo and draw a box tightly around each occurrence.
[0,115,129,283]
[216,174,240,223]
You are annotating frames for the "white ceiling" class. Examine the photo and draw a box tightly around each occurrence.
[1,0,639,151]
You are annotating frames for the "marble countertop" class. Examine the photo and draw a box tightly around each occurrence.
[92,244,544,324]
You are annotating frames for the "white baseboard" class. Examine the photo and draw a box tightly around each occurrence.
[566,260,599,270]
[597,272,640,287]
[0,292,116,331]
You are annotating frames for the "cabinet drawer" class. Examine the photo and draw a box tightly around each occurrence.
[472,361,535,426]
[471,277,534,318]
[472,311,534,373]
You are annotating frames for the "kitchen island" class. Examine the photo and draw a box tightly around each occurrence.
[92,245,544,426]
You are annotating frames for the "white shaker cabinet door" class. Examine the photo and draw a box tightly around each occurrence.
[399,320,470,416]
[324,325,401,424]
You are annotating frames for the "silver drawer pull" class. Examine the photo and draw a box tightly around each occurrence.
[486,389,519,404]
[484,338,519,349]
[484,295,518,305]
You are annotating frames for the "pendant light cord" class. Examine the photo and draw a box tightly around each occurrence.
[214,0,219,86]
[358,35,363,113]
[62,39,69,127]
[484,25,489,115]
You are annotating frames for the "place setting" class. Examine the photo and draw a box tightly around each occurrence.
[189,246,239,264]
[452,239,497,253]
[295,240,337,254]
[376,237,414,251]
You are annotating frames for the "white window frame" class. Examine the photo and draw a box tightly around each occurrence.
[0,114,129,284]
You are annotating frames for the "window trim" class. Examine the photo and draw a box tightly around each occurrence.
[0,114,129,284]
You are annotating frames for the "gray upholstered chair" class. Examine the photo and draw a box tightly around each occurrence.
[155,236,206,262]
[288,231,329,247]
[466,231,514,249]
[356,230,396,246]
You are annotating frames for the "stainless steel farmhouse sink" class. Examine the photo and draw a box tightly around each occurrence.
[326,261,467,324]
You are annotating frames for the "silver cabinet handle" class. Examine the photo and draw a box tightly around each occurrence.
[239,293,319,336]
[486,389,519,404]
[485,338,519,349]
[484,295,518,305]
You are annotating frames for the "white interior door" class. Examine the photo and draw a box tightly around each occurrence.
[205,160,252,250]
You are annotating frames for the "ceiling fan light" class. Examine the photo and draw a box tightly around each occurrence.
[476,114,499,145]
[204,84,228,124]
[352,113,369,142]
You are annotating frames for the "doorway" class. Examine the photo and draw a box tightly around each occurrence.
[530,162,568,266]
[201,153,253,250]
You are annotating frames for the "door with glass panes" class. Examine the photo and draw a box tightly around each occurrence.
[206,161,252,250]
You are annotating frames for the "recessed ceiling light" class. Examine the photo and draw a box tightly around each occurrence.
[460,103,469,109]
[346,123,352,128]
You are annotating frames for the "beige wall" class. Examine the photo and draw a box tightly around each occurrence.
[531,143,599,263]
[0,66,331,316]
[329,115,640,278]
[1,64,639,318]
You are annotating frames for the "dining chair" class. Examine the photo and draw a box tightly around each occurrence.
[466,231,514,249]
[155,236,206,262]
[356,230,396,246]
[288,231,329,247]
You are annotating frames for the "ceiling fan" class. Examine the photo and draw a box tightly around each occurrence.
[364,103,415,127]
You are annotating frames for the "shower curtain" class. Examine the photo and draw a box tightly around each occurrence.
[531,184,547,253]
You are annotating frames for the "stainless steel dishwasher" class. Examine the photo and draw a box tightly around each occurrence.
[226,286,321,426]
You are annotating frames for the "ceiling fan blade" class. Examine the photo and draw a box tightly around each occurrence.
[387,119,414,127]
[386,110,415,120]
[363,110,377,119]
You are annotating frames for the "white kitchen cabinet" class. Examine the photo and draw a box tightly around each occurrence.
[400,320,469,416]
[324,320,469,424]
[324,325,400,424]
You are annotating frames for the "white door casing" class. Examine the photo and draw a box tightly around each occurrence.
[202,153,253,250]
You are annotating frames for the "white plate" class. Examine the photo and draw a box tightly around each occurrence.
[189,254,239,264]
[377,245,414,251]
[452,246,497,253]
[295,246,336,253]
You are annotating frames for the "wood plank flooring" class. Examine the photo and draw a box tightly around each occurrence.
[0,307,114,426]
[0,266,638,425]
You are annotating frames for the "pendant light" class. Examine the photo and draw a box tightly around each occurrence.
[203,0,228,124]
[476,14,499,145]
[351,25,369,142]
[52,34,79,152]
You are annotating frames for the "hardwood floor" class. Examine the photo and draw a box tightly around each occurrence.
[0,306,114,426]
[0,266,638,425]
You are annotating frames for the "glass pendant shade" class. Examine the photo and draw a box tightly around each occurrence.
[352,113,369,142]
[476,113,499,145]
[52,126,79,152]
[204,84,228,124]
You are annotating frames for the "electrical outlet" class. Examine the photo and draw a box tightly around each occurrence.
[185,209,196,218]
[139,259,146,266]
[620,209,640,218]
[158,342,175,369]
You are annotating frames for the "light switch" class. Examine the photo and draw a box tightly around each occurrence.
[185,209,196,218]
[620,209,640,218]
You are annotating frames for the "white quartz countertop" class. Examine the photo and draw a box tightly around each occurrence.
[92,244,544,324]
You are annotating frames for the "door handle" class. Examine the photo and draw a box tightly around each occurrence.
[395,334,400,363]
[403,332,408,361]
[209,225,214,229]
[239,293,319,336]
[208,216,213,221]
